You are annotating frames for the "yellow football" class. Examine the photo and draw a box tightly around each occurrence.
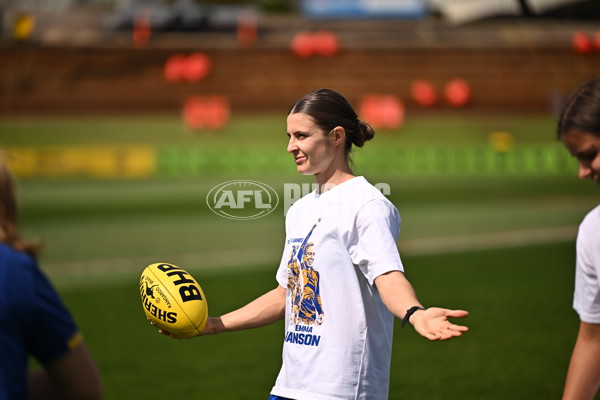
[140,263,208,338]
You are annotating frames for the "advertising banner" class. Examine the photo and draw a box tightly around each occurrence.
[301,0,428,19]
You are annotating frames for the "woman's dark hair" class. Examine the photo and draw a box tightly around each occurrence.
[558,78,600,139]
[0,162,39,258]
[289,88,375,155]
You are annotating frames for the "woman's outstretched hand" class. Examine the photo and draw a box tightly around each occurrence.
[410,307,469,341]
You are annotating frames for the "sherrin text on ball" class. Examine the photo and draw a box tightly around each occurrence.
[140,263,208,338]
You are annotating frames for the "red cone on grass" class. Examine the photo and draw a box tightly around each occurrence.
[359,95,404,130]
[183,95,230,131]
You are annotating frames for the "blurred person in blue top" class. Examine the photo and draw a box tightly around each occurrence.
[0,161,102,400]
[559,78,600,400]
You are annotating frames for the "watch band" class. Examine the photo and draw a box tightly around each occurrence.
[401,306,425,327]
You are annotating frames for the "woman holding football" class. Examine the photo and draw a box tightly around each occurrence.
[159,88,469,400]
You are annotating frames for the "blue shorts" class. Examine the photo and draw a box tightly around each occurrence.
[269,396,293,400]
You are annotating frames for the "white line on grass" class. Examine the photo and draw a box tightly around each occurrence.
[45,225,578,287]
[398,225,578,256]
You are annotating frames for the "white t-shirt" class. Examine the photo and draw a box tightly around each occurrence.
[573,205,600,323]
[271,176,404,400]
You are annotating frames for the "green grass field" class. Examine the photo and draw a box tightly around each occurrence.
[60,243,579,400]
[1,112,598,399]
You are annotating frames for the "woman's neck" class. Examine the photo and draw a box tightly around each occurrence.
[314,168,355,193]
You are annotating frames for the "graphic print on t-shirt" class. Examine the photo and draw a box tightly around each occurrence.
[285,218,324,346]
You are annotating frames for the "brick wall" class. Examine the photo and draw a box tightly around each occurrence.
[1,44,599,114]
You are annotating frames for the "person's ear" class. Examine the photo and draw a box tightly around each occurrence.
[331,126,345,147]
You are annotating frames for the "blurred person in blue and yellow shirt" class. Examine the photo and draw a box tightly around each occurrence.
[0,161,102,400]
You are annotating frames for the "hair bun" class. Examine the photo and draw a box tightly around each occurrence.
[352,120,375,148]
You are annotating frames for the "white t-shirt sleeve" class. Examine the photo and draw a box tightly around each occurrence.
[573,206,600,323]
[349,198,404,285]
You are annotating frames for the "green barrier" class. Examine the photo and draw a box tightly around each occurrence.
[156,146,292,177]
[5,144,577,179]
[354,144,576,177]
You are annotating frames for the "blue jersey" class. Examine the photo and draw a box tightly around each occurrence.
[0,243,79,400]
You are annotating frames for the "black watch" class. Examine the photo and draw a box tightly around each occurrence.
[401,306,425,327]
